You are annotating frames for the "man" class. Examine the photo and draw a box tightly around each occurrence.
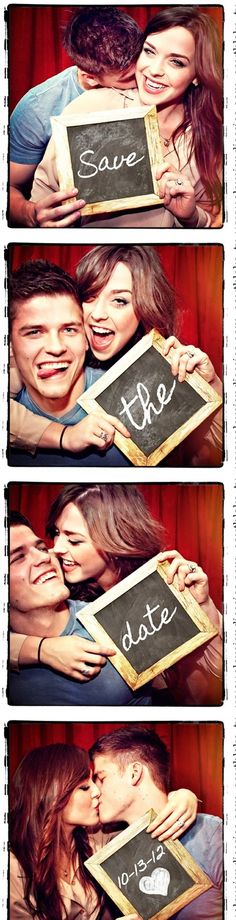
[9,259,130,466]
[9,513,151,706]
[90,727,222,920]
[9,6,141,226]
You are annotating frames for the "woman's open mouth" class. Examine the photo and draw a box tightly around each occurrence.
[89,325,115,351]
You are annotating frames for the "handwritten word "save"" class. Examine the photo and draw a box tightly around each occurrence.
[119,380,176,431]
[122,601,177,652]
[77,149,145,179]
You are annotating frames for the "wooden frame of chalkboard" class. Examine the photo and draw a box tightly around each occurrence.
[85,810,213,920]
[51,106,163,215]
[78,555,218,690]
[78,329,222,466]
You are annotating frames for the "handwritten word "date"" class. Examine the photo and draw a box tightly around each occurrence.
[119,379,176,431]
[77,149,145,179]
[122,601,177,652]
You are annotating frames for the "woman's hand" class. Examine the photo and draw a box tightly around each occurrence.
[63,413,130,453]
[156,163,197,224]
[157,550,209,605]
[163,336,217,385]
[146,789,198,841]
[33,189,85,228]
[39,635,116,680]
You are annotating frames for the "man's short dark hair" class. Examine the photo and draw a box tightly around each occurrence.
[9,259,81,327]
[9,510,33,529]
[63,6,142,77]
[90,727,170,793]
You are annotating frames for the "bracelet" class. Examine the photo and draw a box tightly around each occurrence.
[59,425,67,451]
[38,637,46,664]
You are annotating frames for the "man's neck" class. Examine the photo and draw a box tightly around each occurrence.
[26,368,85,418]
[10,601,70,637]
[125,786,168,825]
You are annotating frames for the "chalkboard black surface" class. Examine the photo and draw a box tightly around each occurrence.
[78,556,218,690]
[52,107,163,215]
[78,330,222,467]
[85,811,213,920]
[67,118,154,203]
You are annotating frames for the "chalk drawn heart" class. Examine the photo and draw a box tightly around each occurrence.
[139,867,170,897]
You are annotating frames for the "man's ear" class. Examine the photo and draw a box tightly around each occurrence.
[129,761,143,785]
[77,68,101,90]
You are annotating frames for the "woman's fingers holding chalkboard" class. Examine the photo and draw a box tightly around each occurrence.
[157,550,209,598]
[155,163,196,222]
[66,413,129,453]
[163,337,217,384]
[34,189,85,228]
[146,789,198,841]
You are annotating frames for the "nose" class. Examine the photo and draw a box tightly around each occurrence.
[88,296,109,321]
[31,546,50,564]
[45,329,67,355]
[53,534,69,555]
[148,54,165,77]
[91,781,100,800]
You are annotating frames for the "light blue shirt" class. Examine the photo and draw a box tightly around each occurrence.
[173,814,222,919]
[9,603,152,706]
[10,66,83,164]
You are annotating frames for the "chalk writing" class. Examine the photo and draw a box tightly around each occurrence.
[139,867,171,897]
[119,380,176,431]
[77,149,145,179]
[122,602,177,652]
[117,845,165,890]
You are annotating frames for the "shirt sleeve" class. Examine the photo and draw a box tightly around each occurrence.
[10,93,48,165]
[9,634,28,670]
[10,399,52,452]
[10,854,33,920]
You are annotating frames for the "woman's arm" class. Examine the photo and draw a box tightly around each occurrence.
[146,788,198,841]
[156,163,212,228]
[163,336,223,466]
[10,633,115,679]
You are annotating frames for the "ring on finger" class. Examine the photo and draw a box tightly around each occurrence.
[175,177,183,186]
[81,666,91,677]
[176,818,186,827]
[188,563,197,573]
[99,429,109,442]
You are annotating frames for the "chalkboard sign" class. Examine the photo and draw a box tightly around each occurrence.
[78,556,218,690]
[85,811,212,920]
[51,107,163,215]
[78,330,222,466]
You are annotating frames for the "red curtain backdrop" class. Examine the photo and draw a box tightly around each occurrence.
[8,483,223,611]
[8,720,223,818]
[9,5,223,112]
[8,243,223,377]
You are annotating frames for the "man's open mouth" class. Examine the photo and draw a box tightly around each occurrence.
[37,361,70,379]
[33,569,58,585]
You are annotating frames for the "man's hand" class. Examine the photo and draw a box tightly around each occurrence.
[39,635,116,681]
[33,189,85,228]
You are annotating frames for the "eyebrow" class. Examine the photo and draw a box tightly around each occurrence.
[144,40,190,62]
[17,320,83,333]
[10,539,47,557]
[57,529,85,537]
[110,289,132,295]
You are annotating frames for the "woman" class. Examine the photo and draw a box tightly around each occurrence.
[10,247,222,466]
[30,7,222,228]
[10,742,198,920]
[11,485,222,705]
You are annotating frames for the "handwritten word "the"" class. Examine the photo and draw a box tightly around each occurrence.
[122,601,177,652]
[77,149,145,179]
[119,380,176,431]
[117,844,165,889]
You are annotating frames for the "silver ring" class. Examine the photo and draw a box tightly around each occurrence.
[175,178,183,186]
[177,818,185,827]
[188,563,197,573]
[81,666,90,677]
[186,351,194,358]
[99,430,108,442]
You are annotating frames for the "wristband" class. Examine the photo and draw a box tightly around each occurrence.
[59,426,67,452]
[38,637,46,664]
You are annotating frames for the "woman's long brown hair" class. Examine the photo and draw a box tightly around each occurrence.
[142,6,222,212]
[10,744,100,920]
[46,484,165,601]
